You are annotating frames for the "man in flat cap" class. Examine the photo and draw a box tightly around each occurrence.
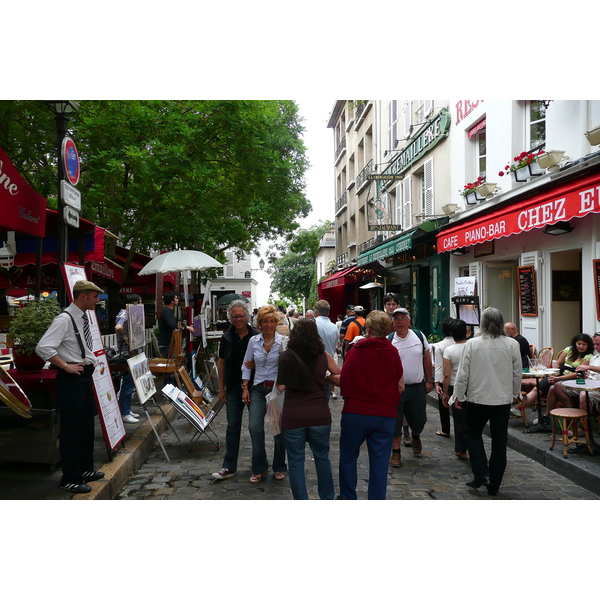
[37,280,105,494]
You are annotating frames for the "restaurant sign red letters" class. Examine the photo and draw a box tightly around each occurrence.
[0,146,47,237]
[438,173,600,251]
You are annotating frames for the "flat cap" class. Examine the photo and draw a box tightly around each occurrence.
[73,280,104,294]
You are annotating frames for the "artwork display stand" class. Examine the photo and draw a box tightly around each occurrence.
[162,384,224,452]
[127,352,179,462]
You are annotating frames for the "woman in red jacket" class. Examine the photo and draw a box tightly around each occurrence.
[338,310,405,500]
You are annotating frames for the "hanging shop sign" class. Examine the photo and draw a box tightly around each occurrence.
[374,109,451,187]
[437,171,600,252]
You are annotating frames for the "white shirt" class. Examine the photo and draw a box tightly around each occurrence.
[241,332,283,384]
[315,316,339,357]
[588,352,600,380]
[433,336,454,383]
[452,334,521,405]
[36,303,97,366]
[391,329,431,385]
[443,342,466,387]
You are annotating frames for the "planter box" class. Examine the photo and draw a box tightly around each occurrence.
[463,190,485,205]
[511,161,544,183]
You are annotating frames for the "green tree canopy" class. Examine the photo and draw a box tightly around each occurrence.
[268,221,331,306]
[0,100,311,281]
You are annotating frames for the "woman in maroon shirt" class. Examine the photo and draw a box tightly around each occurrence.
[339,310,405,500]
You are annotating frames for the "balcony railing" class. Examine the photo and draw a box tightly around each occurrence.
[357,237,376,256]
[356,159,373,191]
[335,192,347,214]
[336,252,348,267]
[335,135,346,160]
[355,101,367,122]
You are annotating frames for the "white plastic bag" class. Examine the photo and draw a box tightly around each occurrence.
[265,386,285,436]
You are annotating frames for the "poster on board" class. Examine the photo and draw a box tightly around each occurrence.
[127,303,145,351]
[127,352,156,404]
[61,263,126,450]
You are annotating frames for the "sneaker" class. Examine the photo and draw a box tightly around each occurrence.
[412,435,422,455]
[82,470,104,482]
[123,414,139,424]
[212,468,235,480]
[60,483,92,494]
[510,407,523,417]
[390,451,402,467]
[129,411,139,418]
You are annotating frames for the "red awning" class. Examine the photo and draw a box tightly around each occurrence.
[319,266,357,289]
[467,118,486,138]
[0,146,47,237]
[437,171,600,252]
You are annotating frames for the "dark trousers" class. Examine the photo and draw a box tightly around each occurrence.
[55,367,97,485]
[438,396,451,434]
[394,382,427,437]
[463,402,510,490]
[448,385,466,454]
[222,387,248,472]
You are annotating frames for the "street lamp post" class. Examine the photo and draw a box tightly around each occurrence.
[46,101,79,307]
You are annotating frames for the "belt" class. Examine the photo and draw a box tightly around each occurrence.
[256,380,275,387]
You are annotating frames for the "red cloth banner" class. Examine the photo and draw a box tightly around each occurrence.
[0,146,47,237]
[438,172,600,252]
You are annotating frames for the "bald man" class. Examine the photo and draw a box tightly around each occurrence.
[504,322,531,368]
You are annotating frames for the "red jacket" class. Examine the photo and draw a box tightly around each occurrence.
[340,337,403,418]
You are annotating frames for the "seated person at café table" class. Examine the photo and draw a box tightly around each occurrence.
[550,332,600,415]
[512,333,593,421]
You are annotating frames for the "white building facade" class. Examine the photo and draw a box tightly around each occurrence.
[439,100,600,351]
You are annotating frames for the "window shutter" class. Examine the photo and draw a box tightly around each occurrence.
[404,101,411,137]
[224,251,235,278]
[469,261,483,296]
[402,175,412,230]
[423,158,434,216]
[425,99,433,116]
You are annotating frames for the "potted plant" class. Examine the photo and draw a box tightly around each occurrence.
[8,297,61,371]
[460,176,486,205]
[498,150,545,182]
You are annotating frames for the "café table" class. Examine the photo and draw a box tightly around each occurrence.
[522,369,556,434]
[561,378,600,454]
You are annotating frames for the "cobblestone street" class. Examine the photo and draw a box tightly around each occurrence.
[117,393,599,501]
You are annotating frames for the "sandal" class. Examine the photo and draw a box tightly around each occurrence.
[436,431,451,437]
[274,472,287,481]
[250,471,268,483]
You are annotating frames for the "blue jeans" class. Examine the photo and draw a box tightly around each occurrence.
[339,412,395,500]
[118,372,135,416]
[283,425,334,500]
[248,384,287,475]
[222,387,248,472]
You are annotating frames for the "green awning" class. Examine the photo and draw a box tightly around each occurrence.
[356,231,414,267]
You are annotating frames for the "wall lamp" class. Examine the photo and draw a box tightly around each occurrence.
[450,247,469,256]
[543,221,573,235]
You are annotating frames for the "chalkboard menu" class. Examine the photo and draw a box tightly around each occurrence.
[594,259,600,321]
[518,265,538,317]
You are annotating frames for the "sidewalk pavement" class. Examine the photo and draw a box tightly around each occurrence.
[1,390,599,500]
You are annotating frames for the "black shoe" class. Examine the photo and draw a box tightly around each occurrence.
[60,483,92,494]
[82,470,104,482]
[466,477,490,489]
[485,482,499,496]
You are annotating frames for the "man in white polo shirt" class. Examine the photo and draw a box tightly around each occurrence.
[389,307,433,466]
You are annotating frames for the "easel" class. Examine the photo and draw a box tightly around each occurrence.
[127,352,180,462]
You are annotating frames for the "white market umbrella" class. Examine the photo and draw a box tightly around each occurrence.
[138,250,223,309]
[138,250,222,275]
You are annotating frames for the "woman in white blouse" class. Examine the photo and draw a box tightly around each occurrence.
[241,305,287,483]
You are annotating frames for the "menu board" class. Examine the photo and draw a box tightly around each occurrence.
[518,265,538,317]
[594,259,600,321]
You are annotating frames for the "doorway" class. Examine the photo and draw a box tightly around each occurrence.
[549,249,582,353]
[484,262,518,323]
